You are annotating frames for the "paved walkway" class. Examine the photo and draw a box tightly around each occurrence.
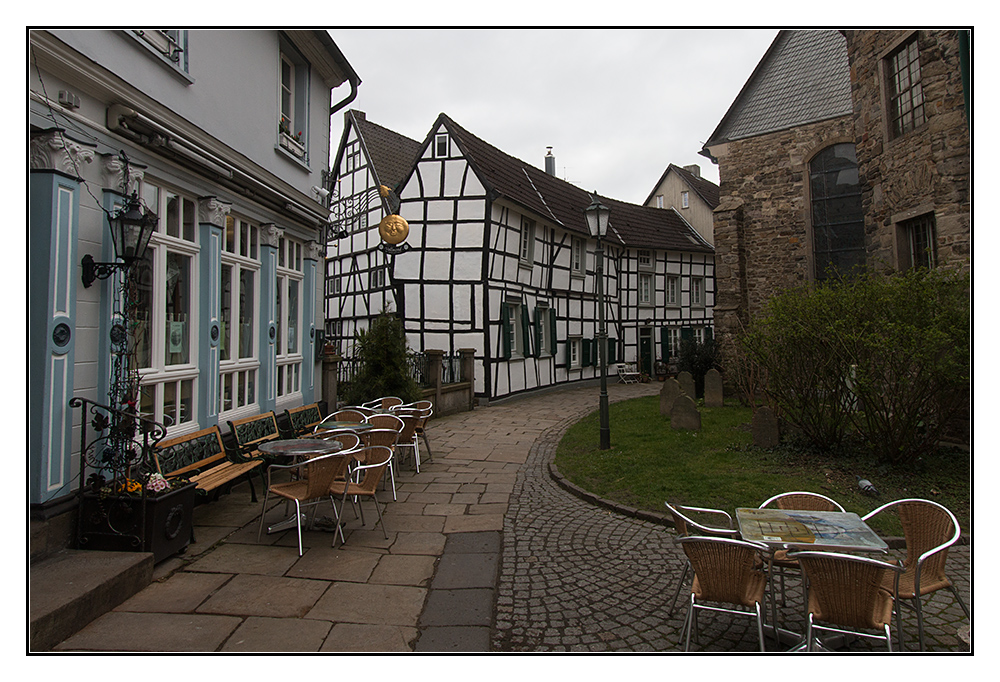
[52,382,971,652]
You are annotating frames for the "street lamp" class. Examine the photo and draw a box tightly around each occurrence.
[584,195,611,450]
[81,191,157,287]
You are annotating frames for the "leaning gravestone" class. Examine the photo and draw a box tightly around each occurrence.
[660,378,682,416]
[676,371,695,399]
[670,394,701,430]
[752,405,780,448]
[704,368,724,407]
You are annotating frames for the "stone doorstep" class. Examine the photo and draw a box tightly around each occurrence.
[30,549,154,652]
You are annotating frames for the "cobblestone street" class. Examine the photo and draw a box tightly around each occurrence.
[489,382,971,652]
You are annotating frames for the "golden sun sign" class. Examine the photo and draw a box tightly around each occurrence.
[378,214,409,245]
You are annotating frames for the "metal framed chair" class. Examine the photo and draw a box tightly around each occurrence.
[255,451,348,554]
[862,498,971,651]
[362,396,403,410]
[393,401,433,465]
[788,549,903,652]
[759,491,846,609]
[361,428,400,501]
[331,445,394,546]
[678,536,769,652]
[664,503,741,616]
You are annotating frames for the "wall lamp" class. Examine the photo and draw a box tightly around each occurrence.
[82,192,157,288]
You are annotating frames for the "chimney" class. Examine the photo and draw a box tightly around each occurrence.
[545,147,556,176]
[682,164,701,178]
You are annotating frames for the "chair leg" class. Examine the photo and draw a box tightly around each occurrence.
[806,613,815,652]
[668,562,690,617]
[755,602,766,652]
[948,584,971,620]
[256,488,271,543]
[413,436,421,473]
[293,500,304,556]
[421,430,432,462]
[885,623,893,652]
[371,494,388,539]
[914,596,926,651]
[682,595,696,651]
[328,494,345,546]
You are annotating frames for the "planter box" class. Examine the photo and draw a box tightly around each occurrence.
[77,483,196,563]
[279,133,306,158]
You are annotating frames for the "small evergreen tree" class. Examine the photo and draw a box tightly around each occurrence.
[678,337,718,399]
[342,312,422,406]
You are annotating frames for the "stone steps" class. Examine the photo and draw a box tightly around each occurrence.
[29,549,153,651]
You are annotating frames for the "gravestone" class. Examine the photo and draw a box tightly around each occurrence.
[704,368,724,407]
[676,371,695,399]
[670,394,701,430]
[752,406,780,448]
[660,378,682,416]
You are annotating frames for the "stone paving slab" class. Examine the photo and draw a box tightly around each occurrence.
[54,612,242,651]
[307,582,426,626]
[220,616,332,652]
[322,623,419,651]
[196,573,329,618]
[115,571,230,613]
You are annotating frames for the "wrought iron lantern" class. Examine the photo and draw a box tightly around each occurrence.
[82,191,157,287]
[584,194,612,450]
[584,196,611,239]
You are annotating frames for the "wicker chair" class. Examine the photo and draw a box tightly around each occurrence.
[664,503,741,616]
[677,536,769,652]
[862,498,971,651]
[759,492,846,609]
[362,396,403,410]
[331,445,394,546]
[788,550,902,651]
[393,400,433,465]
[390,411,421,472]
[255,451,349,554]
[366,413,405,433]
[361,428,400,500]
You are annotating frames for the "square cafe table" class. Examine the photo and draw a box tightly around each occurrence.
[736,507,888,648]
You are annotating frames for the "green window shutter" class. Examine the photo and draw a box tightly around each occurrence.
[607,336,615,364]
[582,338,591,366]
[501,304,512,360]
[534,306,542,357]
[521,305,532,357]
[680,326,693,343]
[550,308,558,357]
[660,326,670,361]
[592,337,600,366]
[704,326,713,343]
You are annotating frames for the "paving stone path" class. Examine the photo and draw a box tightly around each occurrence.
[488,382,972,653]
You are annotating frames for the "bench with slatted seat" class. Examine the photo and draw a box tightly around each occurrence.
[228,411,282,460]
[153,425,265,502]
[280,402,325,439]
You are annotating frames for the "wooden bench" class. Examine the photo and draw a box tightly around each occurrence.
[228,411,282,459]
[280,402,324,439]
[153,425,265,502]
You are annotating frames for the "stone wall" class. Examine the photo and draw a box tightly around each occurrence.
[843,29,970,271]
[711,115,855,359]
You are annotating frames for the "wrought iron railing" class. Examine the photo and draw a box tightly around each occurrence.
[337,352,463,390]
[69,396,168,552]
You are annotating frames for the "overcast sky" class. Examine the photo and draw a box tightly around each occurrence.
[327,28,779,205]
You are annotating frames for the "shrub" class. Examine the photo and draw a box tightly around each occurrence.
[677,337,718,399]
[738,268,969,464]
[341,311,423,406]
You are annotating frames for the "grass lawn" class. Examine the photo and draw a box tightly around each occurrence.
[554,395,971,538]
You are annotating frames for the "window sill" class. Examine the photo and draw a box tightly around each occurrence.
[274,143,311,171]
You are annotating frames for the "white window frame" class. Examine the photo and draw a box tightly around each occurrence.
[571,236,585,276]
[537,306,554,357]
[506,301,524,359]
[435,133,449,158]
[219,214,260,419]
[656,195,664,209]
[666,275,680,306]
[691,277,705,307]
[569,337,582,369]
[276,235,304,400]
[135,180,200,433]
[638,273,652,305]
[667,327,680,356]
[681,191,690,209]
[519,217,536,265]
[638,249,652,269]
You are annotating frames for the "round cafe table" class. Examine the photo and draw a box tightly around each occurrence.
[258,439,344,534]
[314,420,373,433]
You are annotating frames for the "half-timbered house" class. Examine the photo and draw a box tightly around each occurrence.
[326,110,421,352]
[329,112,715,403]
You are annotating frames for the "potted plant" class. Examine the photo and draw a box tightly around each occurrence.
[78,470,196,563]
[654,360,669,381]
[278,117,305,157]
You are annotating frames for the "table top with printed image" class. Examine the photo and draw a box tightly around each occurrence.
[736,507,888,552]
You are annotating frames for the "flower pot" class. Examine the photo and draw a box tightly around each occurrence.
[77,482,196,563]
[279,132,306,158]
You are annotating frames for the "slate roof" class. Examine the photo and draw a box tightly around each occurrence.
[642,163,721,210]
[703,30,852,147]
[348,110,421,191]
[427,114,712,254]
